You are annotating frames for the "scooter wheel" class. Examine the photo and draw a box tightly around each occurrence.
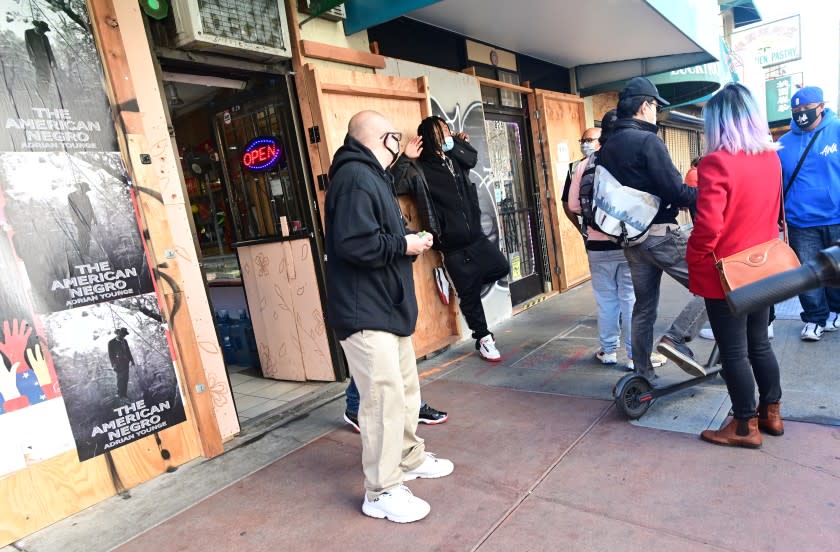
[614,375,653,420]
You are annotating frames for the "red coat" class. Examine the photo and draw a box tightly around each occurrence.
[687,150,782,299]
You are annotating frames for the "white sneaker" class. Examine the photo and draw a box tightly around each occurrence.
[595,350,617,365]
[767,322,775,340]
[825,313,840,332]
[650,352,667,368]
[624,359,635,372]
[403,452,454,480]
[801,323,824,341]
[362,484,430,523]
[434,267,450,305]
[478,335,501,362]
[699,327,715,340]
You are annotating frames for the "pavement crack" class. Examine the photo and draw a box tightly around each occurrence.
[759,449,840,479]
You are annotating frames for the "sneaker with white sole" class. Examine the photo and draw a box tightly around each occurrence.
[801,323,824,341]
[343,411,360,433]
[699,327,715,340]
[595,350,617,365]
[625,353,667,372]
[478,334,501,362]
[418,403,448,425]
[362,484,430,523]
[657,335,706,377]
[825,313,840,332]
[403,452,454,480]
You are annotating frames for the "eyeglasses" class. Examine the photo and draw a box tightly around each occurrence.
[380,131,403,142]
[579,137,598,144]
[648,101,663,113]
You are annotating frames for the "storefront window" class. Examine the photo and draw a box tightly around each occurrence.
[215,103,309,242]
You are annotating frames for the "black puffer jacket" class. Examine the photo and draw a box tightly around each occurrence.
[325,135,416,340]
[597,118,696,225]
[398,140,481,253]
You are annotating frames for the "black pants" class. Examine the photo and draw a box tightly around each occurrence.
[115,367,130,398]
[442,248,490,343]
[705,299,781,419]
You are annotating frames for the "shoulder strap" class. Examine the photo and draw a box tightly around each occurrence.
[784,127,825,197]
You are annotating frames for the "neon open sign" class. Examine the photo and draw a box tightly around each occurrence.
[242,136,284,171]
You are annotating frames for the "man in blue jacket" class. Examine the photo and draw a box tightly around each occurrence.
[778,86,840,341]
[326,110,453,523]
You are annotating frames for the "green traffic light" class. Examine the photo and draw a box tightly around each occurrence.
[140,0,169,20]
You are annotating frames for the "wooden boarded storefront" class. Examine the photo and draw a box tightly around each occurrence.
[296,64,460,358]
[528,89,589,291]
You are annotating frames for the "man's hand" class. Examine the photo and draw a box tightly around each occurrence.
[404,136,423,159]
[453,132,470,142]
[405,232,434,255]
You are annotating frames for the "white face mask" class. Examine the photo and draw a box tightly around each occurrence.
[581,142,597,156]
[442,136,454,152]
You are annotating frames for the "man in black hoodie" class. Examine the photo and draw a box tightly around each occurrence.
[325,110,453,523]
[597,77,707,380]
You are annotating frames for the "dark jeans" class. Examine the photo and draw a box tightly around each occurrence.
[345,377,426,415]
[442,248,491,342]
[787,224,840,325]
[623,227,708,377]
[705,299,781,419]
[115,368,129,398]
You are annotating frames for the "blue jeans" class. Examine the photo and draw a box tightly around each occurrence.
[623,227,708,377]
[787,224,840,325]
[588,249,634,357]
[345,377,425,415]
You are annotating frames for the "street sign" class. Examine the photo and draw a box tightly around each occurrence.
[766,73,803,124]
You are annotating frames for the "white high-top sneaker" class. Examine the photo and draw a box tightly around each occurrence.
[478,334,501,362]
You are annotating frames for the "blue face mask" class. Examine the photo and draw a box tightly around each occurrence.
[442,136,454,152]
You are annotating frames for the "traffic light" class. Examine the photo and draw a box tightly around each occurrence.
[139,0,169,20]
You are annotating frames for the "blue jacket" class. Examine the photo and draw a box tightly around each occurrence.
[778,108,840,228]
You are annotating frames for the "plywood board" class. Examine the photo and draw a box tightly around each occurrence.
[529,90,590,291]
[300,65,458,358]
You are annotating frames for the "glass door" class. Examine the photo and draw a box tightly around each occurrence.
[484,115,545,305]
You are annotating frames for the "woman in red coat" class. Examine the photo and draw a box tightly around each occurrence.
[687,83,784,448]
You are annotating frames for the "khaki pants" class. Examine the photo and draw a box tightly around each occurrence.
[340,330,425,500]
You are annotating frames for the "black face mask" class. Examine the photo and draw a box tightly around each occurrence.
[794,107,820,130]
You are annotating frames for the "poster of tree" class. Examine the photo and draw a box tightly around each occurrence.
[42,293,186,462]
[0,0,117,152]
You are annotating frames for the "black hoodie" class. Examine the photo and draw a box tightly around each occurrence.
[325,135,417,340]
[597,118,696,225]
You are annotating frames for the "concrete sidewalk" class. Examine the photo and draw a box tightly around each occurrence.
[11,280,840,551]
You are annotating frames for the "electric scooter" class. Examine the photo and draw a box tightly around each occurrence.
[612,344,721,420]
[613,243,840,420]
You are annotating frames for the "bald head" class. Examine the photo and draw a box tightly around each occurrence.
[579,127,601,156]
[347,110,400,169]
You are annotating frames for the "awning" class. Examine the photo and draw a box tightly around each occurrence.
[581,39,738,107]
[719,0,762,28]
[345,0,720,91]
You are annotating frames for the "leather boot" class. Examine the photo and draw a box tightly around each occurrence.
[757,402,784,436]
[700,417,762,449]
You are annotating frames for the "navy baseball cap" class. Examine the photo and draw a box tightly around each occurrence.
[791,86,823,107]
[619,77,670,106]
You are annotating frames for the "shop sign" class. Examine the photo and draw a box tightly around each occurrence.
[242,136,284,171]
[731,15,801,68]
[766,73,802,123]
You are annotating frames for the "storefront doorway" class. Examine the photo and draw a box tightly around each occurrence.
[484,114,545,305]
[161,71,338,424]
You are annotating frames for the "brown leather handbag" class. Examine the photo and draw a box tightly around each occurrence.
[715,238,800,294]
[714,178,800,294]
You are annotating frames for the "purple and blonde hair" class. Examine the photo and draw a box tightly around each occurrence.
[703,83,778,155]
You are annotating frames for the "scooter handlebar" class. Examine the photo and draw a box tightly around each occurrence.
[726,245,840,316]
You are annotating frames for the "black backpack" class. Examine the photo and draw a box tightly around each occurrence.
[578,153,598,230]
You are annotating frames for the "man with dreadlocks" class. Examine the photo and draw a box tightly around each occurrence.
[393,116,509,362]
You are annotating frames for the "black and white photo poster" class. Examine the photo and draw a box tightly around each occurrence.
[0,152,154,314]
[42,294,187,461]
